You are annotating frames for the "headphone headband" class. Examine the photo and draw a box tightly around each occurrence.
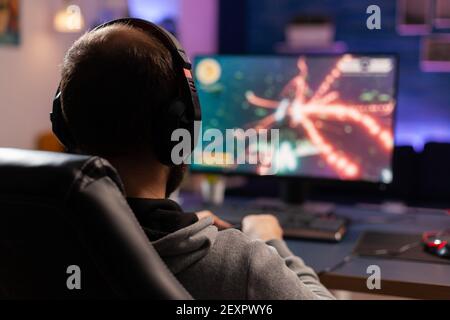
[93,18,191,69]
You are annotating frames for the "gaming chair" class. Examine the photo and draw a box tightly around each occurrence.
[0,148,192,299]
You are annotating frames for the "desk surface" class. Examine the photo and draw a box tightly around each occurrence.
[182,195,450,299]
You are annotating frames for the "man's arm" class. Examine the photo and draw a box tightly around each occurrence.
[243,215,335,300]
[196,210,232,230]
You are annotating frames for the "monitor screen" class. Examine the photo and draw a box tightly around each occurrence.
[190,54,397,183]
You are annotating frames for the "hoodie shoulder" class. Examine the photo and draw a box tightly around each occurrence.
[175,226,256,300]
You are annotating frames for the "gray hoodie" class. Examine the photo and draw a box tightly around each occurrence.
[152,216,335,300]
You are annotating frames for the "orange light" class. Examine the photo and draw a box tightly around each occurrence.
[321,144,333,155]
[336,157,348,169]
[327,154,338,164]
[344,164,359,177]
[54,4,84,33]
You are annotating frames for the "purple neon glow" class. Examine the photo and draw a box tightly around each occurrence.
[396,124,450,151]
[128,0,180,23]
[397,25,432,35]
[421,61,450,72]
[434,19,450,28]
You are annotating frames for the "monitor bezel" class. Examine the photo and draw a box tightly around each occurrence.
[189,52,400,188]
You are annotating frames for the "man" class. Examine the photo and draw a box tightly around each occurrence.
[58,22,335,300]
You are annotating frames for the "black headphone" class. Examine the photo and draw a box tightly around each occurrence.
[50,18,201,165]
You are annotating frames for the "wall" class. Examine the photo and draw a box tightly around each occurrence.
[0,0,101,149]
[240,0,450,150]
[179,0,218,58]
[0,0,218,150]
[128,0,218,58]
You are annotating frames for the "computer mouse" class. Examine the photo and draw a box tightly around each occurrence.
[422,230,450,259]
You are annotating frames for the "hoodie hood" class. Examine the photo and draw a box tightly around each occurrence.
[151,217,218,274]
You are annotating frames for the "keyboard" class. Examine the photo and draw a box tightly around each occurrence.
[196,203,347,242]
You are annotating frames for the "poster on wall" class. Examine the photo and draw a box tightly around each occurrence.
[0,0,19,45]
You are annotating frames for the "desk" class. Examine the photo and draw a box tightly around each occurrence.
[183,195,450,300]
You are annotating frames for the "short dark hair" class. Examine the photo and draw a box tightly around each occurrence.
[60,23,178,156]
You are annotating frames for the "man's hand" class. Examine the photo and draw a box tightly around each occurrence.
[242,214,283,241]
[196,210,232,230]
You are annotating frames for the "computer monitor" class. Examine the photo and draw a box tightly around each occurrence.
[191,54,397,184]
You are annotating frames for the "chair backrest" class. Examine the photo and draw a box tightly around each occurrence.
[0,148,191,299]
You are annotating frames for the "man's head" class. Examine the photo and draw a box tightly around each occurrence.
[59,23,186,196]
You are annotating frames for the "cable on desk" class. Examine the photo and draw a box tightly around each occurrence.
[319,255,353,275]
[318,241,421,276]
[370,241,421,257]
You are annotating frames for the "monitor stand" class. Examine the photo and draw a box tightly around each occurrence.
[279,180,311,205]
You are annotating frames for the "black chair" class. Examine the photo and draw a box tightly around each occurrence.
[0,148,191,299]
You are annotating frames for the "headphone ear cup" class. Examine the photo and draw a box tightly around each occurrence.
[167,99,184,114]
[155,100,192,165]
[50,92,77,152]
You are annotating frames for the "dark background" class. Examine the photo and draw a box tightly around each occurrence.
[219,0,450,151]
[217,0,450,206]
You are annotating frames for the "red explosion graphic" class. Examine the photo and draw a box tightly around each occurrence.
[245,55,394,178]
